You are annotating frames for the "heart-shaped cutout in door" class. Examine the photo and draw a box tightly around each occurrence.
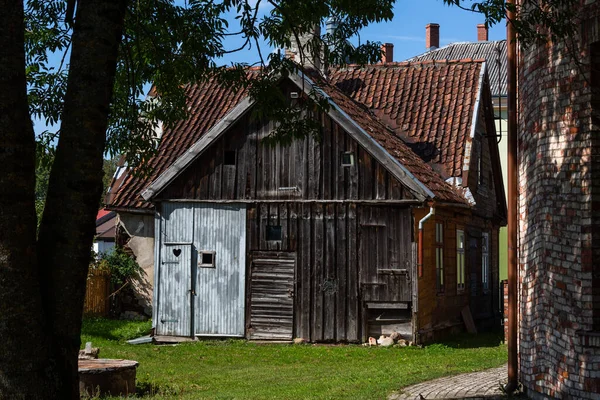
[173,248,182,257]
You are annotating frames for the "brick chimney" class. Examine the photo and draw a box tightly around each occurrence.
[287,25,322,70]
[426,23,440,50]
[381,43,394,63]
[477,24,488,41]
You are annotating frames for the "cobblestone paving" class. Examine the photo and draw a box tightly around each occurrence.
[389,365,510,400]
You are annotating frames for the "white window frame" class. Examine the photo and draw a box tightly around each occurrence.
[435,222,444,293]
[457,229,465,292]
[482,232,490,292]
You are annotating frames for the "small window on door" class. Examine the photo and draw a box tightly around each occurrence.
[199,251,216,268]
[266,225,282,241]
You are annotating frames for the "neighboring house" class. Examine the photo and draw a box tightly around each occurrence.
[94,209,116,255]
[406,23,508,282]
[107,60,505,343]
[515,2,600,398]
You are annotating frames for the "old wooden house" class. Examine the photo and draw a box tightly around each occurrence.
[107,60,506,343]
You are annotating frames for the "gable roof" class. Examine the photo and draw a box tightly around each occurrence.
[300,72,467,204]
[107,65,478,211]
[106,70,260,211]
[328,60,485,179]
[406,40,506,96]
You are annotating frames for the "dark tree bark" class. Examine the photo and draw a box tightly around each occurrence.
[1,1,127,399]
[36,1,128,398]
[0,1,57,398]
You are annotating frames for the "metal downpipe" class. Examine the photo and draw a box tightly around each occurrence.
[505,0,519,394]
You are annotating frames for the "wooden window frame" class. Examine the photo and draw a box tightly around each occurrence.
[198,251,216,268]
[481,232,490,293]
[457,229,466,293]
[435,222,444,294]
[341,151,355,167]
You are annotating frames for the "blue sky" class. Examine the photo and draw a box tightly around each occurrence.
[217,0,506,65]
[35,0,505,137]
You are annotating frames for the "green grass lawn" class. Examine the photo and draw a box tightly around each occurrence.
[81,318,507,400]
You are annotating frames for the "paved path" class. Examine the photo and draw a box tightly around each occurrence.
[389,365,509,400]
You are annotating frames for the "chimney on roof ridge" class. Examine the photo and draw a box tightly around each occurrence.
[426,23,440,51]
[381,43,394,63]
[477,23,488,41]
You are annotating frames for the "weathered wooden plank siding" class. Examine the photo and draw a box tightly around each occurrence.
[246,203,413,342]
[160,113,415,202]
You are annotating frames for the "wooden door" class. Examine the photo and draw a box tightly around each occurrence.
[248,252,295,340]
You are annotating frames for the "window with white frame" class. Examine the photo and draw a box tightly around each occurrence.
[457,229,465,292]
[482,233,490,292]
[436,222,444,293]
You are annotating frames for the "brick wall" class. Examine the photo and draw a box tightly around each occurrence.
[518,2,600,398]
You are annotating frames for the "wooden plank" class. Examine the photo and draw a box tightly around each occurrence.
[358,147,374,200]
[249,253,296,340]
[334,125,346,200]
[312,203,324,341]
[323,203,336,341]
[268,203,279,251]
[245,118,257,199]
[288,203,298,252]
[298,203,312,340]
[141,96,254,200]
[259,203,269,250]
[307,129,321,199]
[209,139,223,199]
[322,116,332,200]
[235,118,249,199]
[280,203,288,251]
[346,203,359,341]
[346,137,358,199]
[375,163,387,200]
[248,205,258,251]
[335,203,347,341]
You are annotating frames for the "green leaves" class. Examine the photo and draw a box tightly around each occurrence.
[24,0,581,176]
[442,0,580,48]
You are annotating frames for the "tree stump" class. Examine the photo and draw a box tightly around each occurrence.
[78,359,139,397]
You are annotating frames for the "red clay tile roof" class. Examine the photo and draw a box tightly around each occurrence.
[108,63,476,210]
[328,60,484,178]
[307,72,467,204]
[107,71,260,211]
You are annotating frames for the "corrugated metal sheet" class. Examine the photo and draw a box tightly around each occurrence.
[156,243,193,336]
[156,202,195,336]
[155,202,247,337]
[193,204,246,336]
[407,40,507,96]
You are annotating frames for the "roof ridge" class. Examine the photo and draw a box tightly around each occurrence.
[331,58,485,70]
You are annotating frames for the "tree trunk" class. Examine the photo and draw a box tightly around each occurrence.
[34,1,128,398]
[0,1,59,398]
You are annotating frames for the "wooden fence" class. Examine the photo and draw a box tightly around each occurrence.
[84,269,111,317]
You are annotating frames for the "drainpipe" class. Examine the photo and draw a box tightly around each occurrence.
[505,0,519,395]
[418,206,435,277]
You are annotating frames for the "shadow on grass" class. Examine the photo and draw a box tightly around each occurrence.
[432,329,505,349]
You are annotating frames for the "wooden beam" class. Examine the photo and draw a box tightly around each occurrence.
[288,73,433,202]
[141,96,254,201]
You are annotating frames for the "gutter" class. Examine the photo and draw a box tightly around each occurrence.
[417,206,435,277]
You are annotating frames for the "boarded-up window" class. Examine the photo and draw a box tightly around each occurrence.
[435,222,444,293]
[457,229,465,292]
[482,233,490,292]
